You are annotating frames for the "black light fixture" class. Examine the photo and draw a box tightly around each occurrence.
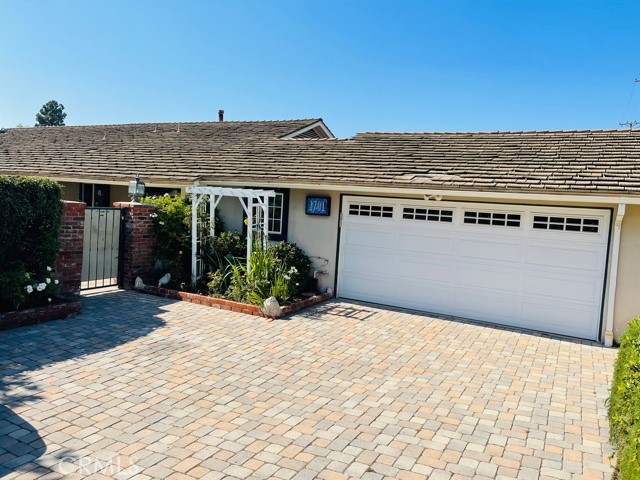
[128,175,145,202]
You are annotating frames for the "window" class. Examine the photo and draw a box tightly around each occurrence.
[245,188,290,241]
[268,193,284,235]
[402,207,453,222]
[464,211,521,227]
[348,204,394,218]
[79,183,111,207]
[533,215,599,233]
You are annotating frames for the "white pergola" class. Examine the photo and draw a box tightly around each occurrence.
[186,186,276,284]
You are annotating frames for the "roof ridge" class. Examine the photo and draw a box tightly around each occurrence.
[2,118,323,130]
[355,128,639,135]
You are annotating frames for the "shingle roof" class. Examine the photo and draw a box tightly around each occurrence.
[0,118,323,182]
[1,123,640,196]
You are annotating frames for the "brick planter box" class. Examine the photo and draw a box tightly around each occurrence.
[138,285,332,319]
[0,300,83,331]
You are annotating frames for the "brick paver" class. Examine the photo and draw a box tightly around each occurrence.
[0,289,616,479]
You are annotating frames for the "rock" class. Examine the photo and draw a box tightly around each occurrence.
[134,277,145,289]
[262,296,282,317]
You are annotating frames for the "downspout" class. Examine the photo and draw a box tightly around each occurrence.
[191,194,198,285]
[604,203,626,347]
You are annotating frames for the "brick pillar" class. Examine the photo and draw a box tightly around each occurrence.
[54,201,86,297]
[114,202,157,289]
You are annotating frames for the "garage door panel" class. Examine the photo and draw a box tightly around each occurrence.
[454,291,521,323]
[395,258,455,284]
[456,238,523,262]
[341,249,394,276]
[456,266,522,293]
[343,228,394,249]
[338,197,610,341]
[521,301,598,338]
[394,281,454,311]
[396,232,455,256]
[524,274,600,303]
[339,274,394,300]
[526,244,602,272]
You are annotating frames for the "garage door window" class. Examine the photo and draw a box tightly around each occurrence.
[464,211,521,227]
[402,207,453,222]
[348,204,393,218]
[533,215,599,233]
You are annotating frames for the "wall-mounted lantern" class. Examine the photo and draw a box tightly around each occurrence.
[128,175,146,203]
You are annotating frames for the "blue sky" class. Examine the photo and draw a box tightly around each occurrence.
[1,1,639,137]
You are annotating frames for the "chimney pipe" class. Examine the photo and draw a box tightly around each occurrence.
[218,109,224,122]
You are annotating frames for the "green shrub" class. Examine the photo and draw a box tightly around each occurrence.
[0,176,62,312]
[0,267,61,311]
[0,176,62,272]
[609,317,640,478]
[270,241,312,296]
[206,269,229,297]
[207,231,247,267]
[226,239,298,305]
[141,194,223,288]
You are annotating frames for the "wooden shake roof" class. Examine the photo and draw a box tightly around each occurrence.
[1,121,640,196]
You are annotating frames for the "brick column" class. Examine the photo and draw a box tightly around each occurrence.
[114,202,157,289]
[54,201,86,297]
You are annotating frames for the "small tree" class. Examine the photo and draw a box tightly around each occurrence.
[35,100,67,126]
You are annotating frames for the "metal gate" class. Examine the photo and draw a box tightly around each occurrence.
[81,207,124,289]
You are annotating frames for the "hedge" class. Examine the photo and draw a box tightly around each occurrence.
[0,176,62,311]
[609,317,640,479]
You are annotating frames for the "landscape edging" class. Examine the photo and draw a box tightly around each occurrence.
[0,300,83,331]
[137,285,332,319]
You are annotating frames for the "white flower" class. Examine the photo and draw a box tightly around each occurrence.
[296,283,300,286]
[25,285,33,293]
[46,278,51,284]
[289,267,298,273]
[54,279,59,285]
[46,266,52,272]
[150,213,158,218]
[47,298,52,303]
[283,274,291,280]
[163,193,170,197]
[159,221,165,225]
[25,273,30,279]
[36,283,46,292]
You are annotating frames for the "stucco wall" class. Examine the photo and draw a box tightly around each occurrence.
[60,182,79,201]
[217,197,245,233]
[614,205,640,340]
[286,190,340,293]
[111,185,130,203]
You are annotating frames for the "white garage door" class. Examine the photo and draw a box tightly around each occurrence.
[337,196,611,340]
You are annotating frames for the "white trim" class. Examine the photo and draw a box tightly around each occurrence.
[43,176,640,205]
[280,120,335,139]
[186,186,276,283]
[604,203,626,347]
[202,180,640,205]
[191,197,198,285]
[268,192,285,235]
[50,177,193,188]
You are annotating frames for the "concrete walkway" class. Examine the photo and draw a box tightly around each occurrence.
[0,290,616,479]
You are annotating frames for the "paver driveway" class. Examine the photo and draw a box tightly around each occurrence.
[0,290,616,479]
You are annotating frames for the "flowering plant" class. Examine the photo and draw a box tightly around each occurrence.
[0,265,61,312]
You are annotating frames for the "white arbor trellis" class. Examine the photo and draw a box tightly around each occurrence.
[186,186,276,284]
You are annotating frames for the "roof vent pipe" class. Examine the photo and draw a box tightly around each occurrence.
[218,109,224,122]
